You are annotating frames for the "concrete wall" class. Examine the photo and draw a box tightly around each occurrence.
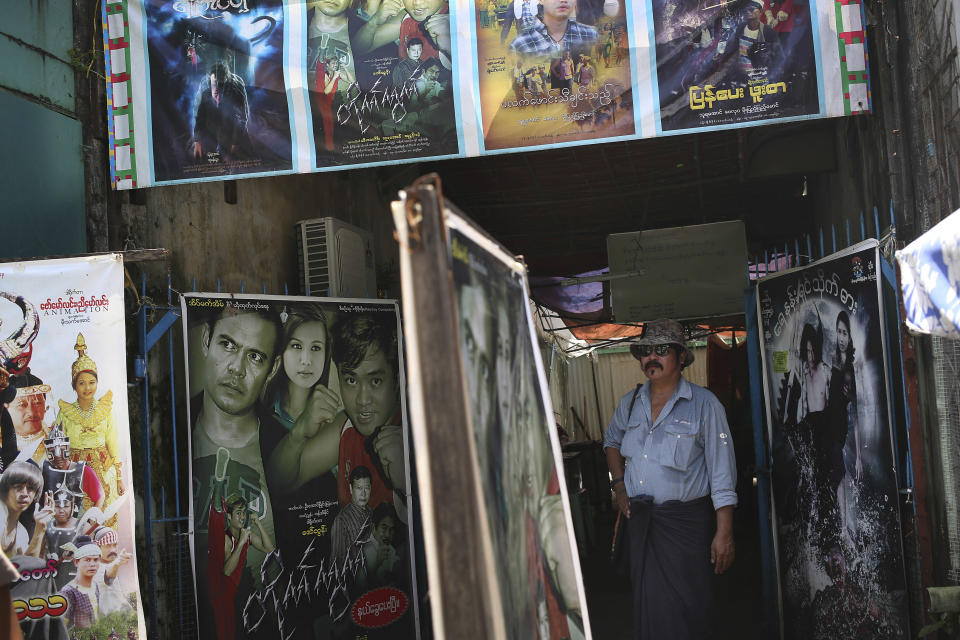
[124,166,422,297]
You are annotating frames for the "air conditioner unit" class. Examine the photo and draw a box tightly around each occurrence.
[296,217,377,298]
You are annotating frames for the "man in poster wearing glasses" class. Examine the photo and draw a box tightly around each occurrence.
[603,318,737,640]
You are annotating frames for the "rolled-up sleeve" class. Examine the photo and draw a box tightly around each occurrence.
[603,396,628,452]
[701,395,738,510]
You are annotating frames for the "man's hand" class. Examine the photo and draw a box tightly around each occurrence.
[34,491,55,527]
[295,386,342,440]
[777,9,788,22]
[373,425,406,488]
[711,528,735,574]
[240,528,252,545]
[614,486,630,519]
[375,0,405,24]
[424,14,451,55]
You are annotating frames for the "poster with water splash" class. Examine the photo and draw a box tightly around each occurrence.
[756,239,909,639]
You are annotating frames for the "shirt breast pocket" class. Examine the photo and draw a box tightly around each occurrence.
[659,420,699,471]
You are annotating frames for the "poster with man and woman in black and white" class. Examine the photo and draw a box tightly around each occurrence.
[182,294,418,640]
[756,241,909,639]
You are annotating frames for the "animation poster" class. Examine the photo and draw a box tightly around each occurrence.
[447,214,591,638]
[306,0,460,166]
[756,242,909,639]
[473,0,635,149]
[182,294,418,640]
[0,255,145,640]
[144,0,293,181]
[653,0,820,131]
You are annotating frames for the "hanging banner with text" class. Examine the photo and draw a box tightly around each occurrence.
[0,255,146,640]
[756,240,909,639]
[102,0,870,188]
[181,294,420,640]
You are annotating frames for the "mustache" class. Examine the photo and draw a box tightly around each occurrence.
[644,362,663,371]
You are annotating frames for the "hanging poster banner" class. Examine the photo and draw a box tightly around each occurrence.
[444,213,591,638]
[181,294,419,640]
[103,0,870,188]
[756,241,909,639]
[0,255,146,640]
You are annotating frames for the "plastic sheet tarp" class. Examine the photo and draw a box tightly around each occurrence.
[896,209,960,339]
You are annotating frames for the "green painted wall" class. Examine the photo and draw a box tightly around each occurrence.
[0,0,85,258]
[0,90,85,258]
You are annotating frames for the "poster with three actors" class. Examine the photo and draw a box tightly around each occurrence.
[0,255,146,640]
[181,294,418,640]
[447,213,591,639]
[756,241,909,639]
[472,0,635,149]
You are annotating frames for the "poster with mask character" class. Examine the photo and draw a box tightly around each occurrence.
[755,240,909,639]
[143,0,292,181]
[445,213,591,639]
[0,255,145,640]
[181,294,419,640]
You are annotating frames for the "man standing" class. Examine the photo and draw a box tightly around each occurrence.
[191,307,283,638]
[392,38,425,87]
[59,538,103,630]
[191,61,250,164]
[604,319,736,640]
[330,466,373,564]
[509,0,598,56]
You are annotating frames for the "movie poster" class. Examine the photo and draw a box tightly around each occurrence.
[756,241,909,639]
[182,294,418,640]
[447,214,591,638]
[144,0,292,181]
[305,0,460,166]
[474,0,635,149]
[653,0,820,131]
[0,255,146,640]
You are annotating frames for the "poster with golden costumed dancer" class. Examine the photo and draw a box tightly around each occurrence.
[0,254,145,640]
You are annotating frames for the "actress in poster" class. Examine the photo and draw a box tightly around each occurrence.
[474,0,635,149]
[757,243,909,639]
[183,295,418,640]
[306,0,460,166]
[653,0,819,131]
[0,256,144,640]
[144,0,293,181]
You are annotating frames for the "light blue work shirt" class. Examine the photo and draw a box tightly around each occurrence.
[603,377,738,510]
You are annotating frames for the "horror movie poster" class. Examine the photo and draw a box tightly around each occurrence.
[474,0,634,150]
[0,255,146,640]
[306,0,459,166]
[756,241,909,639]
[447,214,591,638]
[182,294,418,640]
[653,0,820,131]
[144,0,292,181]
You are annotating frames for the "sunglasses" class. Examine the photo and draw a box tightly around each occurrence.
[635,344,676,357]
